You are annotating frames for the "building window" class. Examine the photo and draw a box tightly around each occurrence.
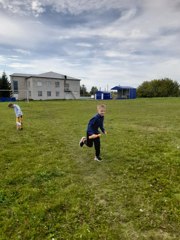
[38,91,42,96]
[37,81,42,87]
[29,91,31,97]
[47,91,51,97]
[64,83,69,91]
[55,81,60,87]
[56,91,59,97]
[47,81,51,87]
[13,80,18,93]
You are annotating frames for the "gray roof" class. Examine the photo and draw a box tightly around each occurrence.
[36,71,80,80]
[10,71,81,81]
[10,73,34,77]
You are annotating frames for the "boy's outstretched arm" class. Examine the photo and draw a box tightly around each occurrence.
[89,134,101,139]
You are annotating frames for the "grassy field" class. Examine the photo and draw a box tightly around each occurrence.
[0,98,180,240]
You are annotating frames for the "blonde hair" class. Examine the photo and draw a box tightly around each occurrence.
[97,104,106,110]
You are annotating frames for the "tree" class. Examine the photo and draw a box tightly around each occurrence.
[0,72,11,97]
[90,86,98,95]
[0,76,2,95]
[137,78,180,97]
[80,84,90,96]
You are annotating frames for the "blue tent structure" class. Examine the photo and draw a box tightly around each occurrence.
[111,86,136,99]
[95,91,112,100]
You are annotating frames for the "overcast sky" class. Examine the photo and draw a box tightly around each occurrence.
[0,0,180,90]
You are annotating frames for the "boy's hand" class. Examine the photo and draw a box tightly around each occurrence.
[89,134,101,139]
[104,131,107,135]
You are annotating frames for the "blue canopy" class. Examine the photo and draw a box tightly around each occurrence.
[110,85,136,99]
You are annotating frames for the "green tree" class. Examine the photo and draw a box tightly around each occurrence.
[90,86,98,95]
[0,72,11,97]
[137,78,180,97]
[80,84,90,96]
[0,76,2,95]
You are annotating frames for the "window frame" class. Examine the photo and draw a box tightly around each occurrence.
[13,80,18,93]
[37,81,42,87]
[55,81,60,88]
[38,91,43,97]
[47,91,51,97]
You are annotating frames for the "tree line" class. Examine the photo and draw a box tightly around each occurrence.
[0,71,179,98]
[81,78,180,97]
[80,78,180,98]
[80,85,98,96]
[136,78,180,97]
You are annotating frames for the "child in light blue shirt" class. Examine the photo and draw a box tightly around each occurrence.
[8,103,23,130]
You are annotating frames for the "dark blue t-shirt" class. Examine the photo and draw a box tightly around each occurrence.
[87,113,105,135]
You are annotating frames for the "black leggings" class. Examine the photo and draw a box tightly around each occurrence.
[85,133,100,157]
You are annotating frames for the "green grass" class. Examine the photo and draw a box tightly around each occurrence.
[0,98,180,240]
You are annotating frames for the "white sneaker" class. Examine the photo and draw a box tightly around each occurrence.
[79,137,86,147]
[94,156,103,162]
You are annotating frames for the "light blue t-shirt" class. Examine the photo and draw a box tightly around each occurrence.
[13,104,23,117]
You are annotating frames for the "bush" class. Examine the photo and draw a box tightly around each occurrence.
[137,78,180,97]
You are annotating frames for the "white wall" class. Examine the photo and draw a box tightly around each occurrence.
[10,75,80,100]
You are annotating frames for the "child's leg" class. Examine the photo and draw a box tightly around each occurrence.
[20,116,23,129]
[79,136,86,147]
[94,137,100,157]
[16,116,23,130]
[84,133,93,147]
[16,117,21,130]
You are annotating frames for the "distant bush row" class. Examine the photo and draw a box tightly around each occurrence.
[137,78,180,97]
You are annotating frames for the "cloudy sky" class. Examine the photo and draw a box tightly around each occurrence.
[0,0,180,90]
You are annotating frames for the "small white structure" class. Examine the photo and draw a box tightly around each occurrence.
[10,71,81,100]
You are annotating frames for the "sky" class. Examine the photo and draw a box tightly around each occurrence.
[0,0,180,91]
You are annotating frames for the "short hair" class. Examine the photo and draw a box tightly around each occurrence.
[8,103,13,107]
[97,104,106,110]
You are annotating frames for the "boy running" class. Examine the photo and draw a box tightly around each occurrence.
[79,104,107,161]
[8,103,23,130]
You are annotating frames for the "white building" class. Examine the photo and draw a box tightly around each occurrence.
[10,71,81,100]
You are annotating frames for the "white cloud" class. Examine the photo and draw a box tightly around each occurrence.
[0,0,30,16]
[0,14,53,48]
[104,51,130,58]
[0,0,180,89]
[9,62,35,68]
[14,49,31,55]
[120,7,138,21]
[47,0,134,15]
[76,43,92,48]
[0,55,6,64]
[32,0,45,17]
[150,59,180,81]
[0,0,133,16]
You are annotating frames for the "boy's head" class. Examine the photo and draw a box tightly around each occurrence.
[8,103,14,108]
[97,104,106,116]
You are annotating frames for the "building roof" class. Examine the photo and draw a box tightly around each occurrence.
[111,85,136,90]
[10,71,81,81]
[10,73,33,77]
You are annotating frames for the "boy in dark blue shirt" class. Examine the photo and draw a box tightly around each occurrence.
[79,104,107,161]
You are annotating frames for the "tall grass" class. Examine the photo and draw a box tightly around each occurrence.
[0,98,180,239]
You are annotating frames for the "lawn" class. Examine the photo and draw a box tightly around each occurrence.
[0,98,180,240]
